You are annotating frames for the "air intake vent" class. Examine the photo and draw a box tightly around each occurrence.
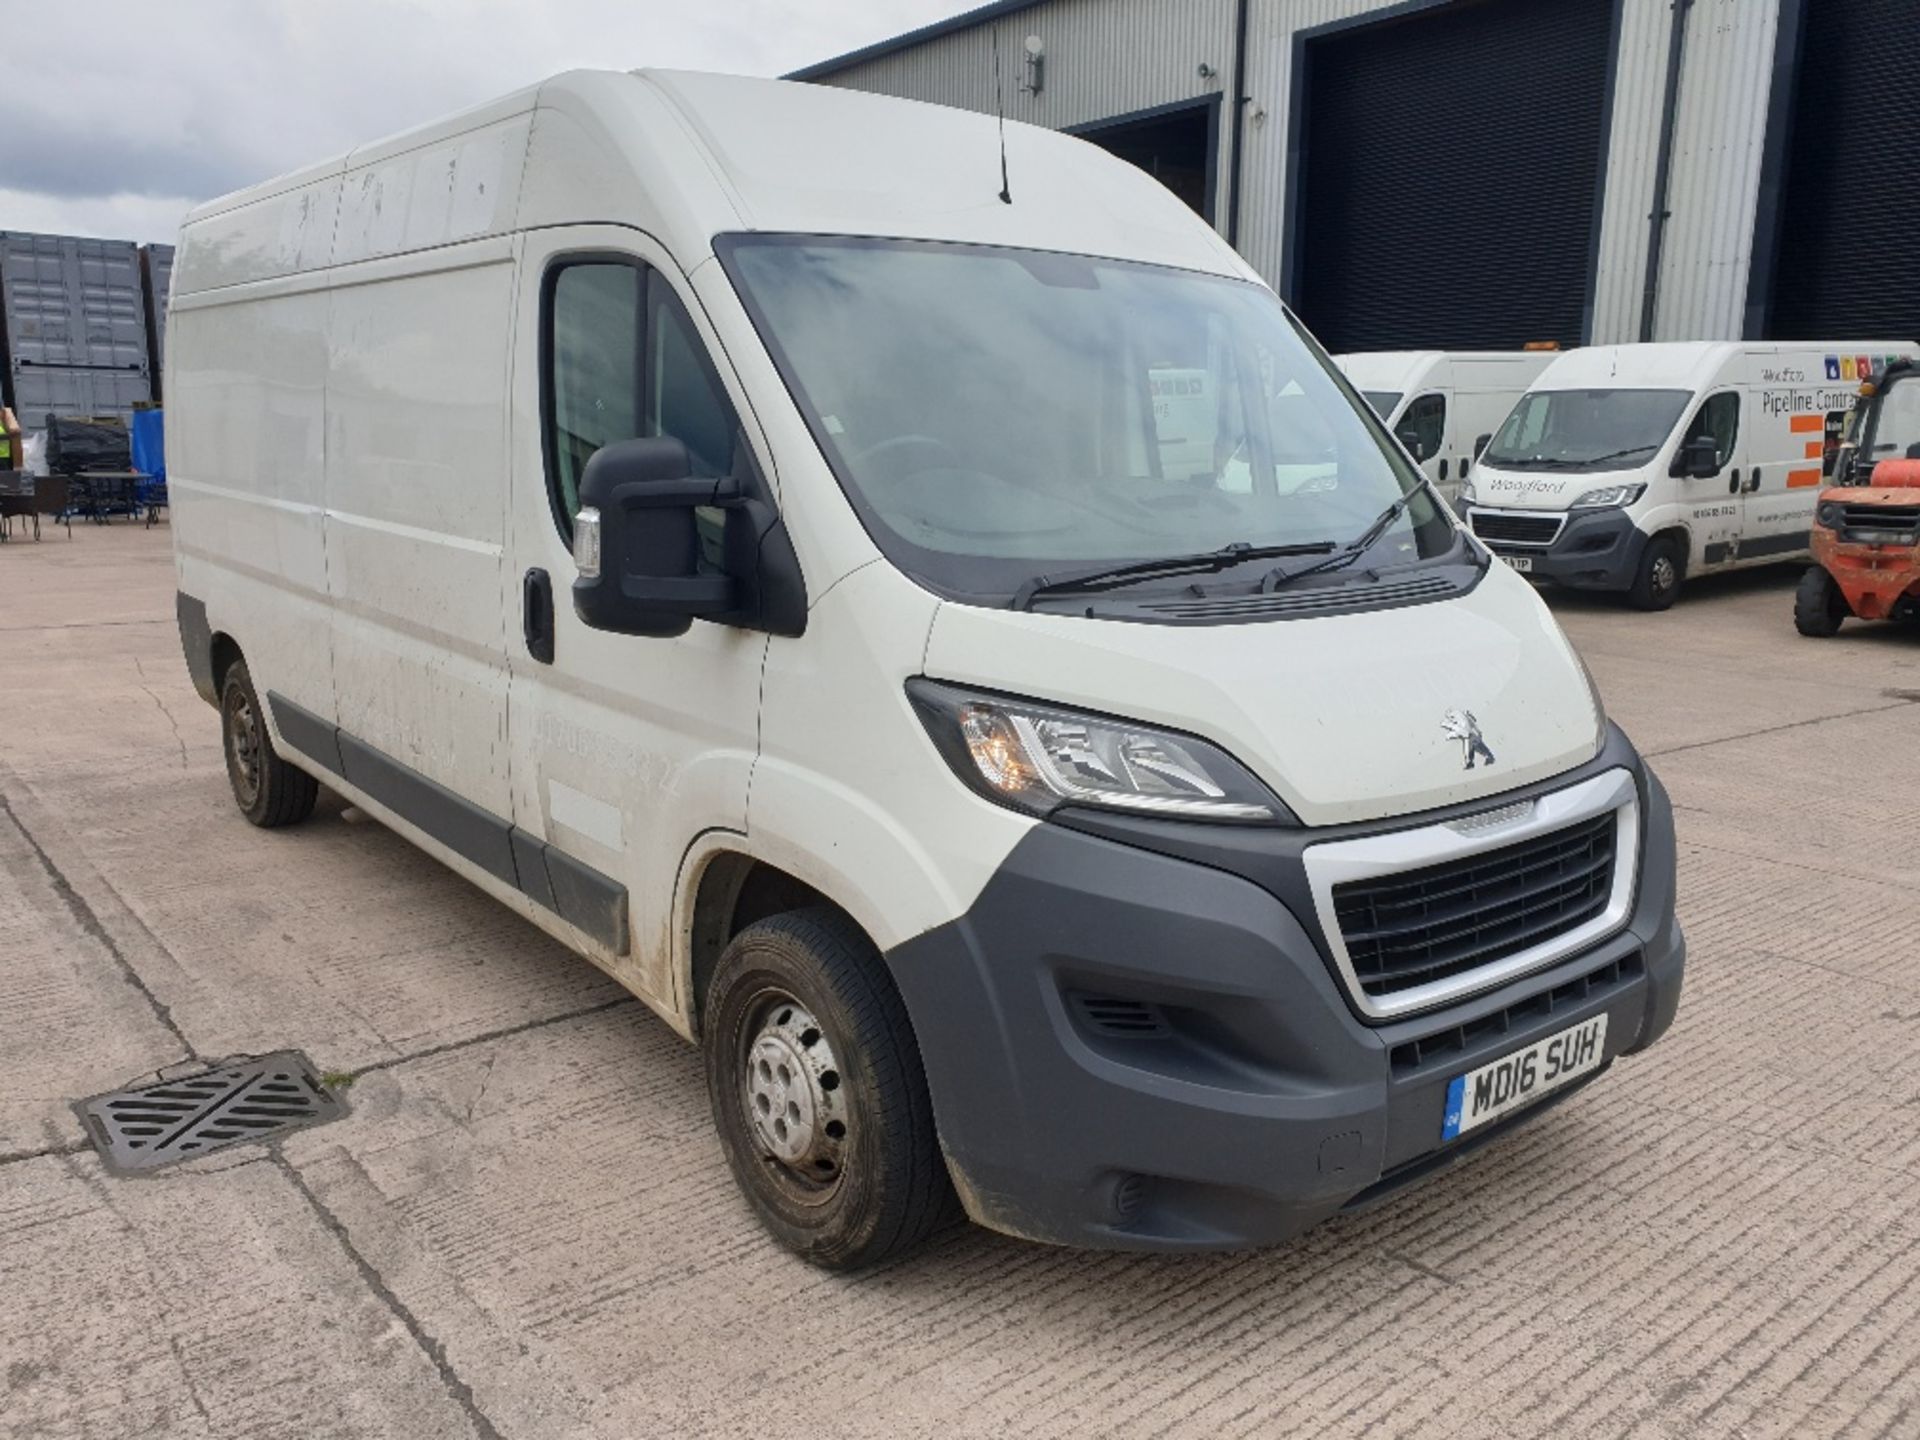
[1138,573,1458,621]
[1069,994,1172,1039]
[79,1052,346,1175]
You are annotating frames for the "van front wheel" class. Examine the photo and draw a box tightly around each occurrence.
[220,660,318,827]
[703,907,953,1268]
[1628,535,1685,611]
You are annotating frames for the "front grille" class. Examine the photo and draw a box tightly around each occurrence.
[1471,511,1564,546]
[1333,812,1617,1001]
[1839,503,1920,541]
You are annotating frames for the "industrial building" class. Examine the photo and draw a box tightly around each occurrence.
[790,0,1918,352]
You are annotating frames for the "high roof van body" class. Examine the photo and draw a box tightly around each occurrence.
[1463,341,1920,608]
[168,70,1684,1266]
[1337,350,1558,504]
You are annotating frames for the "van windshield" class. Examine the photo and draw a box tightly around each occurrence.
[1483,388,1691,473]
[720,236,1454,603]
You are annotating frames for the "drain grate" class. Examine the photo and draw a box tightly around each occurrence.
[78,1051,346,1175]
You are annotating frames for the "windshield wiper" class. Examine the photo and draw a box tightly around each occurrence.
[1494,443,1658,471]
[1261,493,1417,590]
[1013,540,1336,610]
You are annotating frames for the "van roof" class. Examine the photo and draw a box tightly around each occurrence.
[177,69,1251,296]
[1530,340,1919,392]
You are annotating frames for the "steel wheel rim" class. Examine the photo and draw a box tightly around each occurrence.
[226,691,262,806]
[1651,555,1677,595]
[737,989,848,1202]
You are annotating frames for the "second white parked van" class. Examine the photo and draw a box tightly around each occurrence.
[168,70,1685,1268]
[1335,350,1558,504]
[1462,340,1919,608]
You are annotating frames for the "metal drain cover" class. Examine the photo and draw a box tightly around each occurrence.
[78,1051,346,1175]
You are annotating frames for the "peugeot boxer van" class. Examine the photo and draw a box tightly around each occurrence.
[1462,341,1919,609]
[168,70,1685,1268]
[1336,351,1558,504]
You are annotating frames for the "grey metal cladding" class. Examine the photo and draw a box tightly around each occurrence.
[265,690,345,777]
[262,689,629,953]
[512,827,558,912]
[543,844,630,955]
[176,592,217,707]
[335,730,522,888]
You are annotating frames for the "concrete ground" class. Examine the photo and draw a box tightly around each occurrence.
[2,522,1917,1440]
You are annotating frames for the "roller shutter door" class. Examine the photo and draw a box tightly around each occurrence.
[1766,0,1920,340]
[1291,0,1614,354]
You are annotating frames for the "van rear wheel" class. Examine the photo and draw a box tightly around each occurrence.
[1794,566,1850,637]
[1628,535,1685,611]
[220,660,318,827]
[703,907,953,1269]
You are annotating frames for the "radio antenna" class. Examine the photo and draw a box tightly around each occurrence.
[992,28,1013,204]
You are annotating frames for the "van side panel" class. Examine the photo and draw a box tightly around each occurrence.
[322,242,518,817]
[169,279,336,726]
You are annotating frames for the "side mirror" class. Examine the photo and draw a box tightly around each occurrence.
[571,437,739,638]
[1474,432,1492,460]
[1671,435,1718,478]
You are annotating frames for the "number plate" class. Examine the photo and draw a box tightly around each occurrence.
[1498,553,1534,573]
[1442,1014,1607,1141]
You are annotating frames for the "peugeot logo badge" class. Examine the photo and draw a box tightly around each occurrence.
[1442,709,1496,770]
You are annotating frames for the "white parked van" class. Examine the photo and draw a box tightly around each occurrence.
[168,71,1684,1267]
[1335,350,1558,503]
[1461,341,1919,609]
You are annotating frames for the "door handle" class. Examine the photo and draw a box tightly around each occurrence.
[1439,458,1449,482]
[1744,470,1762,493]
[523,567,554,664]
[1727,469,1740,495]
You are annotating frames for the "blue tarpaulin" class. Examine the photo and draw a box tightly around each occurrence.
[130,409,165,480]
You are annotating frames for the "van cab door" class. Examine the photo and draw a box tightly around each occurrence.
[1394,391,1451,498]
[504,227,769,1008]
[1672,389,1741,571]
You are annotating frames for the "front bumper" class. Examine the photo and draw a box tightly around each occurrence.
[1469,506,1647,592]
[885,731,1684,1250]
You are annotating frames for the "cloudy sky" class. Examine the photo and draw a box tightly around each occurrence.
[0,0,972,245]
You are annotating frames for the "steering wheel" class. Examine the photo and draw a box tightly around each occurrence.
[853,434,957,470]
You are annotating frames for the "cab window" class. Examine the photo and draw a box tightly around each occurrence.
[1395,394,1445,462]
[544,259,740,548]
[1681,392,1738,472]
[547,262,642,531]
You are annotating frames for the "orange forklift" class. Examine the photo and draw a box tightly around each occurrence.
[1795,358,1920,637]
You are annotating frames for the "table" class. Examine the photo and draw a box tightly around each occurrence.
[0,472,73,541]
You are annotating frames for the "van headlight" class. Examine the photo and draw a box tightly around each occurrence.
[1571,483,1647,509]
[906,680,1288,823]
[1457,476,1478,506]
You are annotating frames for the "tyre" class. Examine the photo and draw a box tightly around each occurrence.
[1794,566,1849,638]
[220,659,319,827]
[703,907,954,1268]
[1627,534,1686,611]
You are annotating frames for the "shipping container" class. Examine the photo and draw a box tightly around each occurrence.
[0,232,150,421]
[140,242,175,395]
[7,362,152,427]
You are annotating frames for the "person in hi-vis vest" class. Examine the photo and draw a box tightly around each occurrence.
[0,406,20,472]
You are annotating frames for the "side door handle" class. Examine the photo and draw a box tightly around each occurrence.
[1744,469,1762,493]
[523,567,555,664]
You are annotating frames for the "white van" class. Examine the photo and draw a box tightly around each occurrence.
[168,70,1685,1267]
[1335,351,1558,504]
[1461,340,1919,609]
